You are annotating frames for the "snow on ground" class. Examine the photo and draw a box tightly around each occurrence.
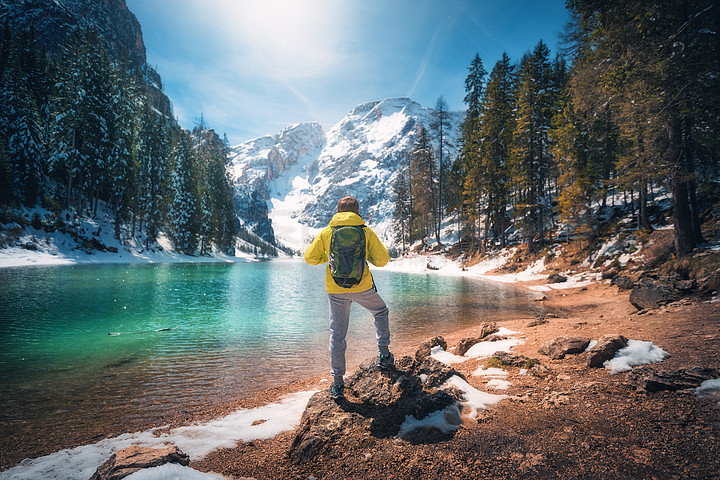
[429,345,467,364]
[464,338,525,358]
[443,376,509,419]
[430,328,523,365]
[472,367,509,377]
[603,340,670,373]
[485,379,512,390]
[0,391,316,480]
[125,463,226,480]
[695,379,720,406]
[0,208,258,269]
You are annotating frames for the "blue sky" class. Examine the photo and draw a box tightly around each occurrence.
[125,0,570,145]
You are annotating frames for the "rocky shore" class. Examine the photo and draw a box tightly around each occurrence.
[4,276,719,480]
[184,280,719,480]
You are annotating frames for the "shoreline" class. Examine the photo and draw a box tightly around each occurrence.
[3,253,719,478]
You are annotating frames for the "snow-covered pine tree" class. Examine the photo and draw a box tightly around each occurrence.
[167,129,199,253]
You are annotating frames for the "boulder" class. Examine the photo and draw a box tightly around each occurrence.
[289,355,465,463]
[587,334,629,368]
[455,337,482,356]
[415,336,447,361]
[629,277,677,310]
[538,337,591,359]
[628,367,720,393]
[547,273,567,284]
[90,445,189,480]
[611,275,635,290]
[492,352,539,368]
[674,280,696,292]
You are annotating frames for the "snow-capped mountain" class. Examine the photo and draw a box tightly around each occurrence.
[228,97,464,251]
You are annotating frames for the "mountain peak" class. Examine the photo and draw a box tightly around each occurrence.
[228,99,463,250]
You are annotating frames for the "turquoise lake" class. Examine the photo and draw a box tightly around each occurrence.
[0,261,542,452]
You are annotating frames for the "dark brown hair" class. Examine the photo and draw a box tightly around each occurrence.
[337,196,360,214]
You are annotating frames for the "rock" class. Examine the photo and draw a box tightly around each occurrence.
[492,352,539,368]
[22,242,38,250]
[455,337,480,357]
[674,280,696,292]
[454,323,498,356]
[527,316,547,327]
[547,273,567,284]
[602,268,618,280]
[628,367,720,393]
[289,355,465,463]
[611,275,635,290]
[587,334,629,368]
[415,336,447,361]
[107,246,119,253]
[90,445,190,480]
[538,337,591,359]
[629,277,677,310]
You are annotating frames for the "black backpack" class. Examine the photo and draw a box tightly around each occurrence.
[328,225,366,288]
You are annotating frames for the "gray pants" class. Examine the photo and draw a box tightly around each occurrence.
[328,287,390,383]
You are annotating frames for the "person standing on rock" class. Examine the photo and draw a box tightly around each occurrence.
[304,195,394,400]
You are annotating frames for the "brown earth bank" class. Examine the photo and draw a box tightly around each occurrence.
[191,281,720,480]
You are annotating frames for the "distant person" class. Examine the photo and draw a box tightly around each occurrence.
[304,196,393,400]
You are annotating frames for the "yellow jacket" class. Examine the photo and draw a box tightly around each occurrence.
[304,211,389,293]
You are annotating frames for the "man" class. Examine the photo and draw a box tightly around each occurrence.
[304,196,394,400]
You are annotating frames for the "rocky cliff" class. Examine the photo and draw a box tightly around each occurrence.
[0,0,172,117]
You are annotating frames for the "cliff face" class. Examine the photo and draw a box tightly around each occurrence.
[0,0,172,117]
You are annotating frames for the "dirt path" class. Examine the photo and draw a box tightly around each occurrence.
[194,282,720,479]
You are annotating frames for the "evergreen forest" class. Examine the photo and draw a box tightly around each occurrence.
[0,25,239,255]
[393,0,719,260]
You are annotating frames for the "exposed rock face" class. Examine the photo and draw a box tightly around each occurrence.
[628,367,720,393]
[538,337,591,359]
[0,0,172,117]
[629,277,677,310]
[415,336,447,362]
[90,445,189,480]
[587,334,629,368]
[288,356,465,464]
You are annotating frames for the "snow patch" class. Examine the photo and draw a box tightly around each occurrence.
[430,345,467,364]
[0,391,315,480]
[464,338,524,359]
[603,340,669,373]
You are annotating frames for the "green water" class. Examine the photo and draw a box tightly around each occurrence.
[0,261,541,451]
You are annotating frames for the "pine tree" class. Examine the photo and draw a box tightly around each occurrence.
[477,53,515,253]
[410,126,436,245]
[512,40,555,252]
[167,129,200,253]
[567,0,719,256]
[430,96,451,246]
[457,53,487,251]
[392,161,412,251]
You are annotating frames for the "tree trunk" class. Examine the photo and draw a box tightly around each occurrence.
[639,180,653,230]
[669,116,696,257]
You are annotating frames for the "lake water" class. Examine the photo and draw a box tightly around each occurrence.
[0,261,542,456]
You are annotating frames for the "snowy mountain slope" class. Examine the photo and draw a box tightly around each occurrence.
[228,97,463,251]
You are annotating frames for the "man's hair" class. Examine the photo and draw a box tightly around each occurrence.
[337,196,360,214]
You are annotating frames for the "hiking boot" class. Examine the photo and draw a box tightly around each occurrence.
[330,383,344,400]
[377,352,394,370]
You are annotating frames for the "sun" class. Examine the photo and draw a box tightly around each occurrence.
[220,0,348,79]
